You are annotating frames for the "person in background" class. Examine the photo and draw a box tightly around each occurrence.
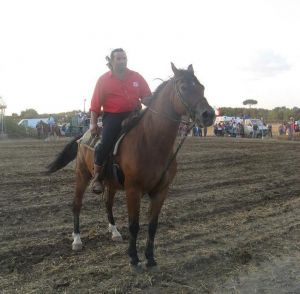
[252,123,258,138]
[48,115,55,134]
[267,123,273,138]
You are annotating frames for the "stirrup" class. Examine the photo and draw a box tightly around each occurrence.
[91,181,104,194]
[91,177,104,194]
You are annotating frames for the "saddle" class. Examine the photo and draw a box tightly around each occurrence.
[78,109,147,187]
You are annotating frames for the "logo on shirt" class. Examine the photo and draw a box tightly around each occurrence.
[132,81,139,87]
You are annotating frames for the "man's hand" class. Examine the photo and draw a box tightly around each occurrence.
[90,123,100,136]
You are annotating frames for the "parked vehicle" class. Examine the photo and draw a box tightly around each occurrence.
[243,119,268,138]
[18,118,48,128]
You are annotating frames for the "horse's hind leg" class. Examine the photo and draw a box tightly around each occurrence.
[104,186,122,242]
[145,189,168,267]
[72,169,90,250]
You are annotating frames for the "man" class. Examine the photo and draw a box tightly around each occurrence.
[252,123,258,138]
[48,115,55,134]
[89,48,152,193]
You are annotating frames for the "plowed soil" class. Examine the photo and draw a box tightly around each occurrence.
[1,137,299,293]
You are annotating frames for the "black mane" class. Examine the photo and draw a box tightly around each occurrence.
[152,80,169,101]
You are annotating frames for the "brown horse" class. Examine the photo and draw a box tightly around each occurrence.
[36,120,62,139]
[46,63,215,268]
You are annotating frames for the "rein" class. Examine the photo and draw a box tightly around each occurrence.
[149,121,195,194]
[148,107,190,124]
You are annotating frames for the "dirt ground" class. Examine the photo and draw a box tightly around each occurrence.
[0,136,299,293]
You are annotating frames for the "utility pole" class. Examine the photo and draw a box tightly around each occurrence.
[0,96,7,138]
[83,98,86,113]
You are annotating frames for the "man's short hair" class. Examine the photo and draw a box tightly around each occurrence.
[110,48,125,60]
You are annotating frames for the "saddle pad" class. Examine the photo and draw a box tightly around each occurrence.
[78,130,100,149]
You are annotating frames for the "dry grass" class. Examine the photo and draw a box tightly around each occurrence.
[1,137,300,293]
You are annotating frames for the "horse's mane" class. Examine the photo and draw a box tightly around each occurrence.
[151,80,169,101]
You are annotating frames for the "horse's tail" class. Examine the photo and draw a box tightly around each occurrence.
[46,135,82,174]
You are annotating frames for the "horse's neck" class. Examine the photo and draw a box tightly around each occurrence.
[142,85,181,153]
[152,82,181,123]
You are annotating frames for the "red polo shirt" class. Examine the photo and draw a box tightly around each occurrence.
[90,69,151,114]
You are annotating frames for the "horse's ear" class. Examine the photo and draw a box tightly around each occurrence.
[187,64,194,73]
[171,62,179,76]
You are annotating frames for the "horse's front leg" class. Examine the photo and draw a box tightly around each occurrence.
[104,186,122,242]
[126,187,142,266]
[72,168,90,250]
[145,188,168,267]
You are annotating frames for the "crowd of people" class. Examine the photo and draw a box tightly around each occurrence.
[278,120,299,137]
[177,124,207,137]
[214,121,245,137]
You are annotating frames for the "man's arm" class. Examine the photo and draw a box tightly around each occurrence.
[90,111,99,125]
[90,111,100,136]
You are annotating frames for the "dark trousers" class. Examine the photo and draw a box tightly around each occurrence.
[94,112,130,166]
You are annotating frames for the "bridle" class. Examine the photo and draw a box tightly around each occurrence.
[148,76,198,125]
[173,77,196,122]
[148,76,201,195]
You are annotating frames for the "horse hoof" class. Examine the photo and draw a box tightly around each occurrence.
[130,262,143,273]
[112,235,123,242]
[146,263,159,272]
[72,242,82,251]
[146,259,158,268]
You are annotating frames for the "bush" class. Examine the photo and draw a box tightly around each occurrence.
[4,117,37,138]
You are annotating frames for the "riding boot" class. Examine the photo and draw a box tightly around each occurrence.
[91,164,104,194]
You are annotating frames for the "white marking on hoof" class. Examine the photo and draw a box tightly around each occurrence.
[108,223,123,242]
[72,233,82,251]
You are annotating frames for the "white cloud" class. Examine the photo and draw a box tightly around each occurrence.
[242,50,291,78]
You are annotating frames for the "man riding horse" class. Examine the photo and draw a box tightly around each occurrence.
[89,48,152,194]
[47,59,215,267]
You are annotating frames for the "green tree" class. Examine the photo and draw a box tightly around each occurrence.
[243,99,258,108]
[20,108,39,118]
[4,116,36,138]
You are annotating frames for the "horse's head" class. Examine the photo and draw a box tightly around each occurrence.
[171,63,215,127]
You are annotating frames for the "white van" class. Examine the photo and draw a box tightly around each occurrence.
[214,116,242,124]
[18,118,48,128]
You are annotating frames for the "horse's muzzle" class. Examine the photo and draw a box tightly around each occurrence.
[197,108,215,127]
[203,109,215,126]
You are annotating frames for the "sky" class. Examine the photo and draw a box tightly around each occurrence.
[0,0,300,115]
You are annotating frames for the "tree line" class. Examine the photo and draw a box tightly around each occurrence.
[10,108,82,122]
[8,106,300,124]
[220,106,300,122]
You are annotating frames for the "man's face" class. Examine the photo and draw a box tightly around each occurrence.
[111,51,127,73]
